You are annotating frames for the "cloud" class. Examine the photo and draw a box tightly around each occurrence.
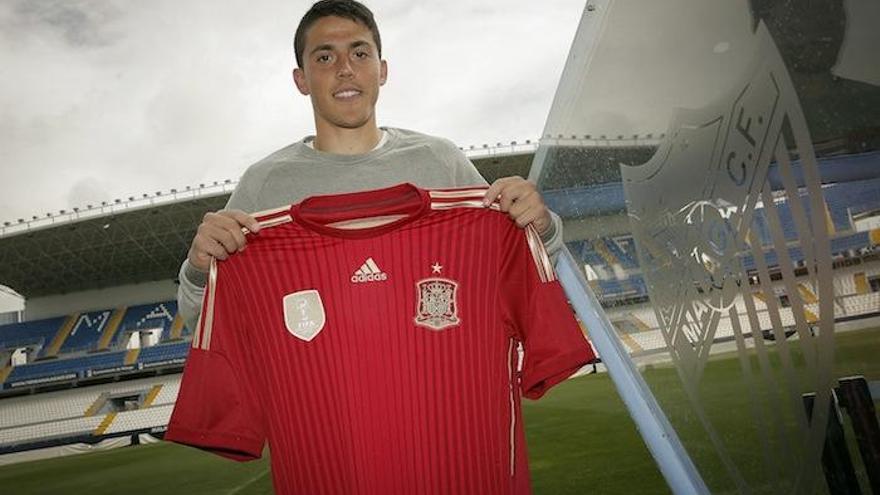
[66,176,112,209]
[0,0,585,225]
[1,0,123,48]
[380,3,583,147]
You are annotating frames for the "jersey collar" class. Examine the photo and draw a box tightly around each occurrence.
[290,183,431,239]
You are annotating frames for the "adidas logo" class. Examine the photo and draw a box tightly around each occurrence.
[351,257,388,283]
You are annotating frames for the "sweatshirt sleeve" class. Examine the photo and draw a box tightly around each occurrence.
[540,210,564,260]
[177,261,206,334]
[443,141,488,187]
[176,169,260,333]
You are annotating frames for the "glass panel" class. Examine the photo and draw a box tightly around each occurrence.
[536,1,880,493]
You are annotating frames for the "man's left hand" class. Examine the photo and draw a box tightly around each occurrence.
[483,176,552,235]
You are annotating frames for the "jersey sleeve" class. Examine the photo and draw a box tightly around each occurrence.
[499,223,596,400]
[165,259,267,461]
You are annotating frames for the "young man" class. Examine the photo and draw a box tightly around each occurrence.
[177,0,563,330]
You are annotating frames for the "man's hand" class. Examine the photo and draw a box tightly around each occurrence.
[483,176,552,235]
[187,210,261,272]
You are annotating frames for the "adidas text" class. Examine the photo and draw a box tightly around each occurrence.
[351,272,388,283]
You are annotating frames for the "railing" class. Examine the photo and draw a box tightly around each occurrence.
[538,133,663,148]
[1,139,551,239]
[0,180,238,238]
[458,140,539,158]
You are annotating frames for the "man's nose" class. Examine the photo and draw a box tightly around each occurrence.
[336,58,354,78]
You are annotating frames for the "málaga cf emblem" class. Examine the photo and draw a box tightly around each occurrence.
[414,278,460,330]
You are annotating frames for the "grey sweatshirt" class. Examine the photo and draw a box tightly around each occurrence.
[177,127,562,330]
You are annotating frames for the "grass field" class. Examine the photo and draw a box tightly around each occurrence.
[1,327,877,494]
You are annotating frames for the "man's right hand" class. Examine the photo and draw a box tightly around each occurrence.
[187,210,261,272]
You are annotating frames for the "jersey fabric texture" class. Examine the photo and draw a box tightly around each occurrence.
[165,183,594,495]
[175,128,564,332]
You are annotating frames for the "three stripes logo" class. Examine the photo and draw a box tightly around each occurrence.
[351,257,388,283]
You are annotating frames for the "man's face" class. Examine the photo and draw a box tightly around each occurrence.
[293,16,387,133]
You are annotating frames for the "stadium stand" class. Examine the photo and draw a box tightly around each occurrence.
[828,177,880,218]
[0,417,105,447]
[565,192,878,303]
[102,404,174,436]
[604,287,880,356]
[5,351,127,388]
[604,238,639,270]
[0,375,181,454]
[56,309,116,355]
[562,174,880,354]
[0,317,66,360]
[0,390,97,429]
[0,301,189,393]
[138,342,190,369]
[112,301,186,347]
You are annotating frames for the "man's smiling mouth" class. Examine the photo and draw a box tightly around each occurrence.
[334,89,361,99]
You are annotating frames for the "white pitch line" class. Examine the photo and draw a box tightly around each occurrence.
[226,467,271,495]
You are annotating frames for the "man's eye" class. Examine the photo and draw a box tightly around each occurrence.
[354,51,369,59]
[317,54,331,63]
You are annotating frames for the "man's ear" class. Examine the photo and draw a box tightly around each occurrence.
[379,60,388,86]
[293,67,310,95]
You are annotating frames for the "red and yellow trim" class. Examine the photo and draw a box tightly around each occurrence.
[245,205,293,233]
[428,187,491,199]
[192,258,219,351]
[429,187,500,211]
[431,200,501,211]
[525,225,556,283]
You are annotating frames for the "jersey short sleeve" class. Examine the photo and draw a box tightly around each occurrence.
[165,259,267,461]
[499,224,596,399]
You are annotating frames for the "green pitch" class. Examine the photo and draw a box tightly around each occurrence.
[0,374,670,495]
[1,327,877,494]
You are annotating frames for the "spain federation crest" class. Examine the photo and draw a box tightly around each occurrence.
[283,289,326,342]
[414,278,460,330]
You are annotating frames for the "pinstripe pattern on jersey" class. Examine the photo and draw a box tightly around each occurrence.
[429,187,556,283]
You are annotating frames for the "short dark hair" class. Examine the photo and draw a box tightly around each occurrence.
[294,0,382,68]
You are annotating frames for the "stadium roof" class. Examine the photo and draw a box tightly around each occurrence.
[0,148,535,298]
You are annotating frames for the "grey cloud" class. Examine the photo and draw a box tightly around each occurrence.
[66,176,112,209]
[1,0,586,225]
[6,0,122,48]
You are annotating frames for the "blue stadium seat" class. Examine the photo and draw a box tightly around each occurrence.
[565,240,603,269]
[604,238,638,269]
[58,310,113,354]
[113,301,179,347]
[138,342,190,367]
[826,178,880,218]
[5,351,127,386]
[0,317,66,358]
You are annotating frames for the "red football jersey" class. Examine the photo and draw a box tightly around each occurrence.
[166,183,594,495]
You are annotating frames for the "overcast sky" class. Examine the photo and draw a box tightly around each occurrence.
[0,0,586,224]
